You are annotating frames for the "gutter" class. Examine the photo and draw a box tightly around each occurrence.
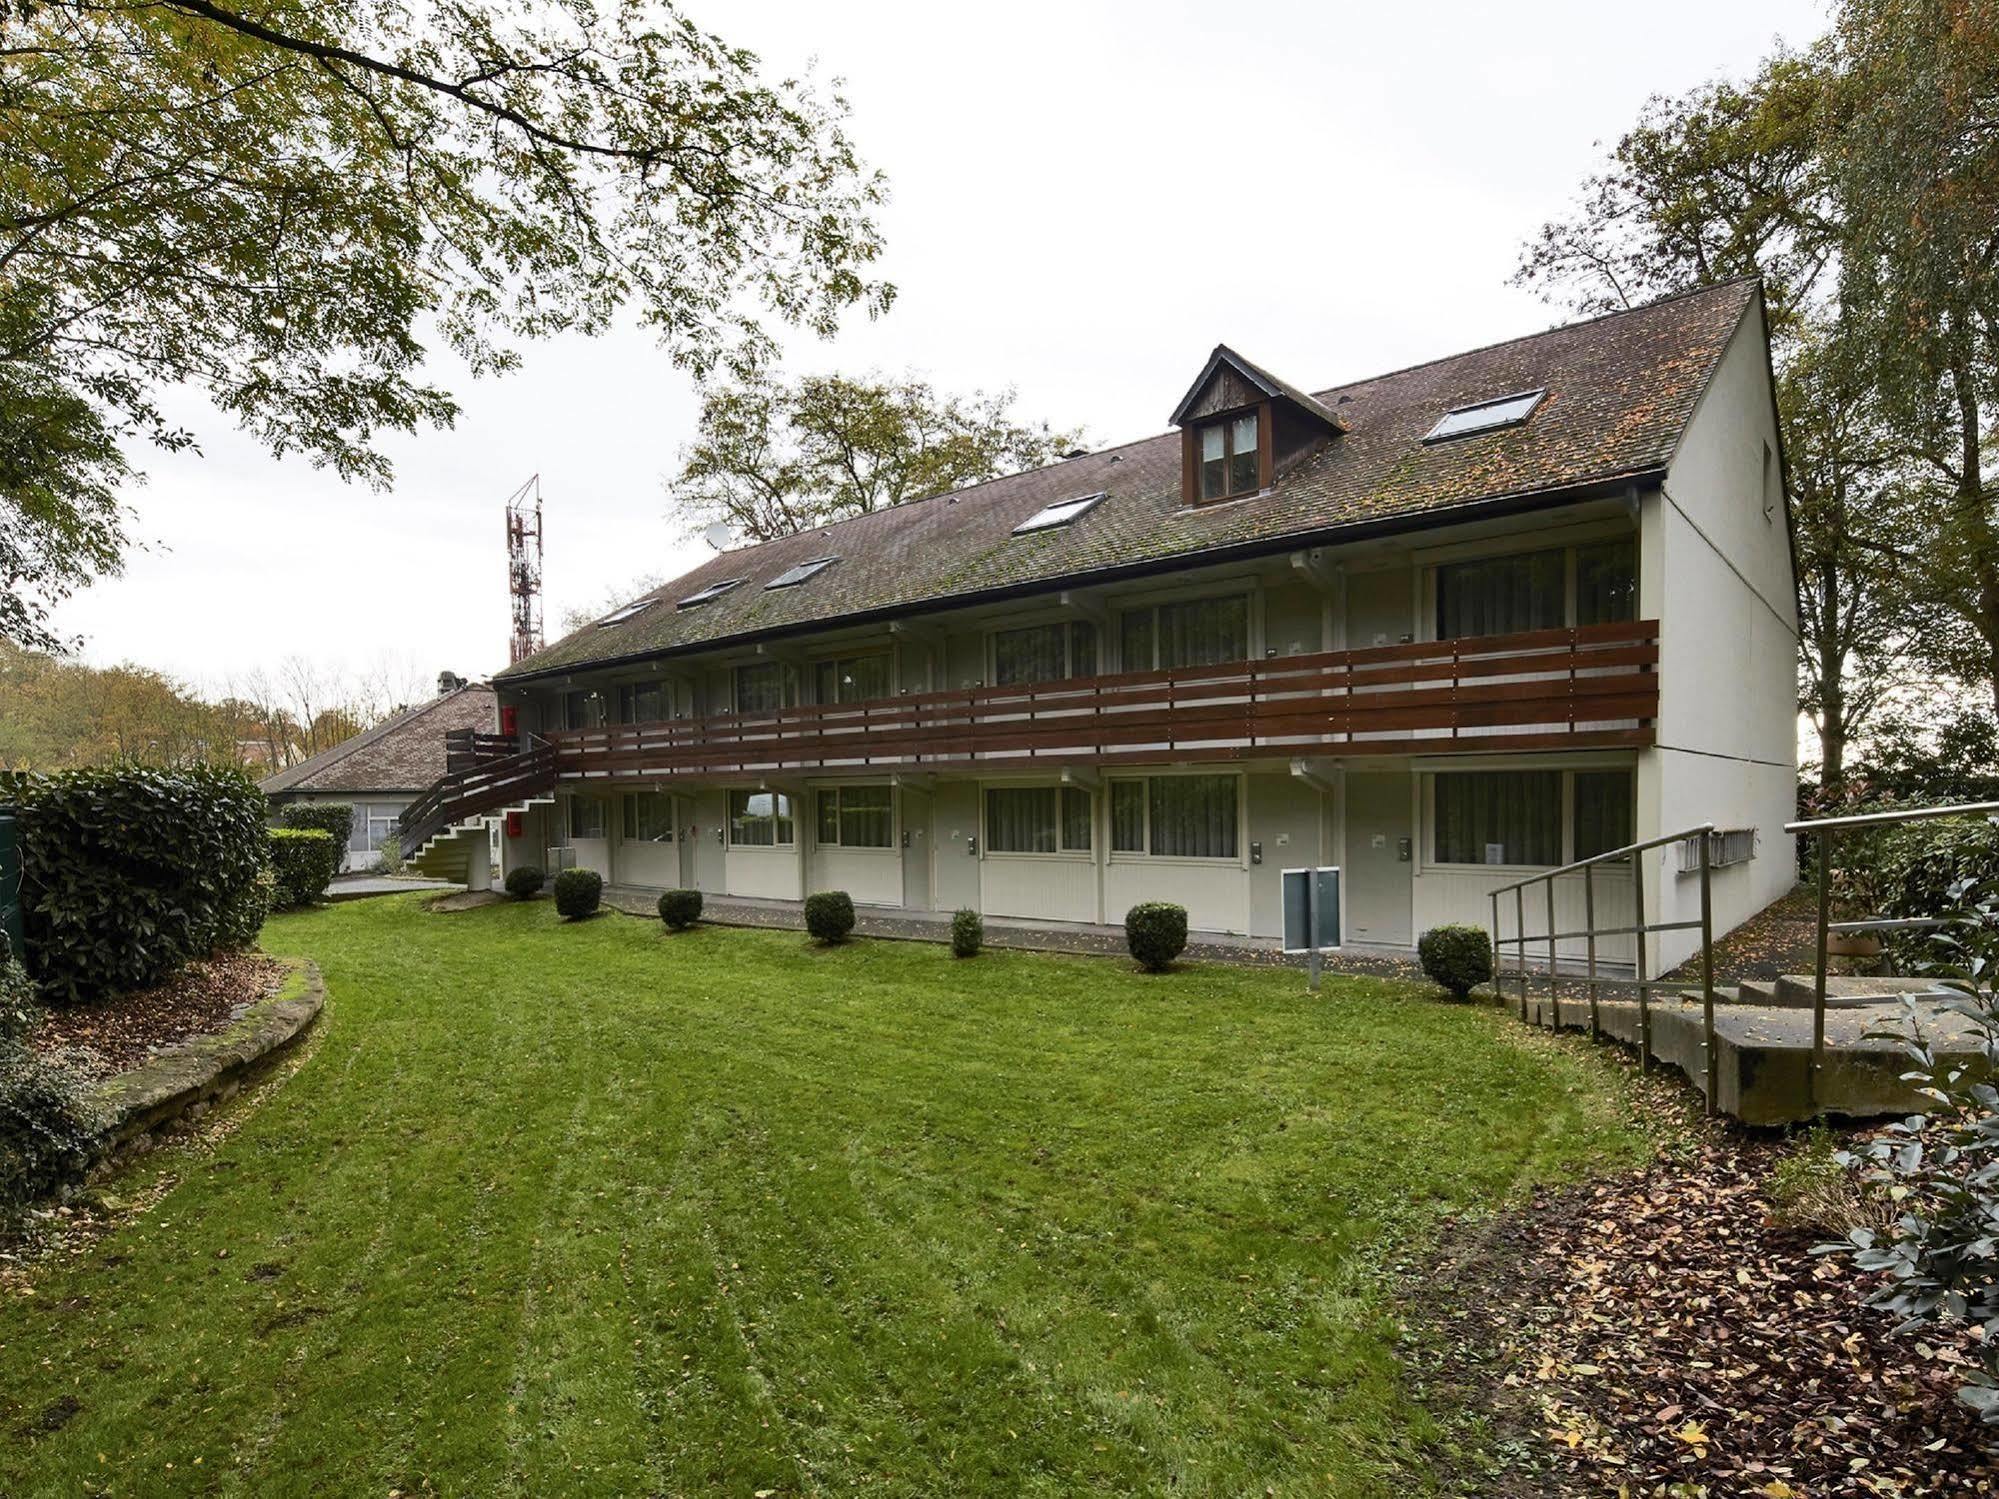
[494,469,1665,686]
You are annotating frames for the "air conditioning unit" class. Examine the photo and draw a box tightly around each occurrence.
[545,844,578,873]
[1676,828,1757,874]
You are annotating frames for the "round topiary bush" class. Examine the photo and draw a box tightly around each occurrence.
[658,888,703,930]
[552,868,603,921]
[950,907,983,959]
[1418,924,1493,1001]
[1125,902,1188,973]
[804,890,855,944]
[504,865,545,900]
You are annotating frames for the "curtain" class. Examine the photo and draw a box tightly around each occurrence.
[568,797,606,840]
[1061,788,1093,851]
[817,790,840,844]
[1119,611,1154,671]
[1159,596,1249,669]
[1576,540,1637,626]
[729,790,792,846]
[1110,781,1146,852]
[1573,770,1635,859]
[1435,550,1565,639]
[1148,775,1238,858]
[1433,772,1560,865]
[993,625,1066,686]
[986,787,1058,852]
[817,655,891,703]
[620,683,667,724]
[565,690,607,729]
[624,792,673,842]
[735,663,790,713]
[839,785,894,848]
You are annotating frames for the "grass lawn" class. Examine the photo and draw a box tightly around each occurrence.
[0,895,1660,1496]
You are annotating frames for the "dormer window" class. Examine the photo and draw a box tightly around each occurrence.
[1199,412,1261,501]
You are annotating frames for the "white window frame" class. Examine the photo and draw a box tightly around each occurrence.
[727,788,797,848]
[1416,524,1637,643]
[985,617,1099,688]
[566,795,608,842]
[1106,772,1247,866]
[979,781,1095,859]
[813,784,897,850]
[621,790,676,844]
[1420,766,1636,874]
[1114,586,1258,672]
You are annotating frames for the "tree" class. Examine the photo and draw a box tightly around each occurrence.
[1515,45,1915,790]
[0,0,891,651]
[668,370,1081,542]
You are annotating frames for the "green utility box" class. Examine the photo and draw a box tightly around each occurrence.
[0,811,22,963]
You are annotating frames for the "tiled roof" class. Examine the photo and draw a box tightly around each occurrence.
[259,685,497,796]
[499,279,1759,681]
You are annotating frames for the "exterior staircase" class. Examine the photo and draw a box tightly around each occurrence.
[398,738,558,888]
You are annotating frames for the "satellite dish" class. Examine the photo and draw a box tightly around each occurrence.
[701,521,733,552]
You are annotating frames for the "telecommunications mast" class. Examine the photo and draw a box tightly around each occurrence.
[504,475,544,665]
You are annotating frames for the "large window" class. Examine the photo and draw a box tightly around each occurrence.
[816,785,893,848]
[618,681,669,724]
[1434,538,1638,641]
[992,621,1098,686]
[567,796,607,841]
[1431,769,1635,867]
[363,803,400,853]
[728,790,795,847]
[733,662,793,714]
[814,653,891,705]
[622,791,675,843]
[1119,594,1250,671]
[1109,776,1239,859]
[985,786,1093,854]
[1197,411,1261,501]
[564,688,608,730]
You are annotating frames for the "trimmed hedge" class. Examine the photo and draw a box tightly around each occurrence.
[658,888,703,929]
[2,764,270,1004]
[276,802,354,858]
[1418,924,1492,1001]
[1125,902,1188,972]
[269,827,339,910]
[804,890,855,944]
[505,865,545,899]
[950,907,983,959]
[553,868,603,920]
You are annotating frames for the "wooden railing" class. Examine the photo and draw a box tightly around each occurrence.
[444,728,517,774]
[398,737,556,855]
[552,620,1659,783]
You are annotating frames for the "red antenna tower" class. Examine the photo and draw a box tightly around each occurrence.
[505,475,544,665]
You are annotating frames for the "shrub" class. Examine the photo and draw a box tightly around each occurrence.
[276,802,354,859]
[1418,924,1493,1001]
[505,865,545,900]
[2,764,270,1003]
[375,834,404,877]
[1125,902,1188,972]
[658,888,703,930]
[950,907,983,959]
[1875,817,1999,971]
[269,827,339,911]
[804,890,855,945]
[0,936,41,1045]
[553,868,603,920]
[0,1041,92,1221]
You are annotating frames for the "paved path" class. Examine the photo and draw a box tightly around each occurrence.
[328,875,458,900]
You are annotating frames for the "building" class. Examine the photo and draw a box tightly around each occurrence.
[262,676,499,872]
[407,279,1798,970]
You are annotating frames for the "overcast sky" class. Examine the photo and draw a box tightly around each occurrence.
[51,0,1829,693]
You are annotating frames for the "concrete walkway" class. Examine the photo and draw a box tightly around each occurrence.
[328,875,458,901]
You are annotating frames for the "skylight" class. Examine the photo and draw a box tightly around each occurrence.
[676,577,744,609]
[1424,389,1546,443]
[1012,491,1107,536]
[765,556,839,590]
[596,599,656,627]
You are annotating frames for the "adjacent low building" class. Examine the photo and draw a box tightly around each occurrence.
[407,279,1798,970]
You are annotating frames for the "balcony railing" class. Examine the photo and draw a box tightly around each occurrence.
[553,619,1658,784]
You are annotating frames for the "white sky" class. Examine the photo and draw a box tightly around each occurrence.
[51,0,1830,692]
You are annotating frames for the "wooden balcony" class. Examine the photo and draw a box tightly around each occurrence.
[552,620,1659,784]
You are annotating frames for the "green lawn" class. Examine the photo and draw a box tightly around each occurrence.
[0,895,1656,1496]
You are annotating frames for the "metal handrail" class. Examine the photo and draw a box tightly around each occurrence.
[1783,800,1999,1105]
[1489,822,1720,1115]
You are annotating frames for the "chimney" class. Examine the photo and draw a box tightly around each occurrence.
[437,670,464,694]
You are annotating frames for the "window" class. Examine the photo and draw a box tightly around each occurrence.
[1119,594,1249,671]
[618,681,669,724]
[1013,491,1107,535]
[766,556,838,590]
[1423,389,1546,443]
[1197,411,1261,501]
[563,688,608,730]
[1575,539,1637,627]
[1109,776,1239,859]
[622,791,675,843]
[365,803,400,853]
[728,789,795,847]
[1436,550,1566,639]
[1573,770,1635,860]
[816,785,893,848]
[992,621,1098,686]
[814,653,891,704]
[984,786,1092,854]
[1433,771,1562,866]
[733,661,793,714]
[597,599,655,626]
[567,796,607,841]
[678,577,744,609]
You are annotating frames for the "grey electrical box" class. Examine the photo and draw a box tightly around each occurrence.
[1281,867,1340,953]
